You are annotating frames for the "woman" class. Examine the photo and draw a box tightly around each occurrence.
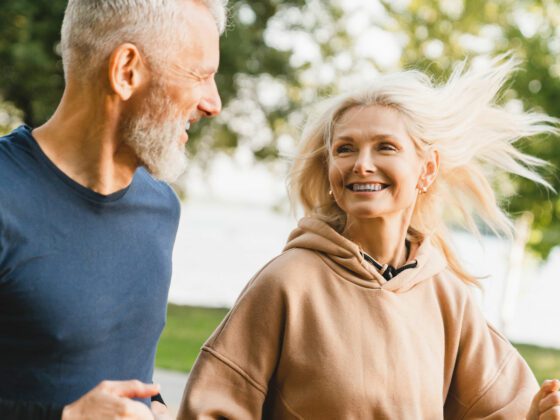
[179,57,560,419]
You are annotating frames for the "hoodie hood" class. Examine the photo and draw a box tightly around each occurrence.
[283,217,447,293]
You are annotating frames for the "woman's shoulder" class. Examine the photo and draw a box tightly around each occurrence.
[238,248,328,299]
[266,247,327,274]
[429,267,479,309]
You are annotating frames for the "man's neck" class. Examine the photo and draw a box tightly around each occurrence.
[32,86,139,195]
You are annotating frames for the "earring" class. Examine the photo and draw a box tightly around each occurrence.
[328,189,333,197]
[417,184,428,194]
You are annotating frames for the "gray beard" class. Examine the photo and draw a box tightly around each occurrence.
[121,93,187,183]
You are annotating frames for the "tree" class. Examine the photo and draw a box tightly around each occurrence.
[0,1,67,126]
[0,100,22,136]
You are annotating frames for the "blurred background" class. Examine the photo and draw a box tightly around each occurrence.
[2,0,560,410]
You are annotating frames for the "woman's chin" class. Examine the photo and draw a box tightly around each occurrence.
[344,208,387,221]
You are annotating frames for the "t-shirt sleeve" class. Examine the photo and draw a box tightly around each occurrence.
[0,398,64,420]
[178,264,288,420]
[444,291,538,419]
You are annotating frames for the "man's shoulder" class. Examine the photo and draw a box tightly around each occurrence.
[0,126,33,159]
[0,126,37,189]
[133,168,181,215]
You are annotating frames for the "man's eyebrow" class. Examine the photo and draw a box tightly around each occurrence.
[187,65,219,77]
[168,64,218,80]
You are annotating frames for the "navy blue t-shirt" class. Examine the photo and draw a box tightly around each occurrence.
[0,126,180,406]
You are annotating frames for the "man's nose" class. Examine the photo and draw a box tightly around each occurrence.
[198,79,222,118]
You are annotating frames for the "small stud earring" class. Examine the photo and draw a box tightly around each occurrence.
[328,189,333,197]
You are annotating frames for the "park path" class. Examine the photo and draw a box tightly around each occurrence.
[153,368,189,417]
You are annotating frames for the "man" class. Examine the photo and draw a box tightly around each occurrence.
[0,0,226,418]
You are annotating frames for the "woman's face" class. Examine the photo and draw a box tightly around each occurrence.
[328,105,435,224]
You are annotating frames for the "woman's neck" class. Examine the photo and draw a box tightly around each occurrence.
[343,211,412,268]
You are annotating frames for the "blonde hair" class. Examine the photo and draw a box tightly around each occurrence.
[61,0,228,81]
[288,56,558,284]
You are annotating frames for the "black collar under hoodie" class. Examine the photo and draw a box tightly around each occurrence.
[283,217,447,293]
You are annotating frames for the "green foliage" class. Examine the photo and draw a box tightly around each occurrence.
[0,100,23,135]
[380,0,560,258]
[0,0,67,125]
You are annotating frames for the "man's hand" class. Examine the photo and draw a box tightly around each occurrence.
[151,400,173,420]
[61,380,160,420]
[527,379,560,420]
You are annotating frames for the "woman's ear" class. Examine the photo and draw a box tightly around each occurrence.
[107,43,146,101]
[417,148,440,192]
[423,148,440,187]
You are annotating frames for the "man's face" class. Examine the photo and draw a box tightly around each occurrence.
[122,1,221,182]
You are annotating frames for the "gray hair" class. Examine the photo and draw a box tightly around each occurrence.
[60,0,228,81]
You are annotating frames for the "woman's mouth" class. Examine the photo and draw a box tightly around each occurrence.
[346,183,390,192]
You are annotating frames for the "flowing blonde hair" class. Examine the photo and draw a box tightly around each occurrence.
[288,56,558,284]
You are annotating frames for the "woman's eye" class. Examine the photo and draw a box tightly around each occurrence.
[335,145,353,154]
[379,143,397,152]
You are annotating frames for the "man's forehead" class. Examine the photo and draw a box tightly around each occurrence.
[177,4,220,52]
[158,0,220,78]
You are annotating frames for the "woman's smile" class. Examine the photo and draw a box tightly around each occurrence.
[345,183,390,193]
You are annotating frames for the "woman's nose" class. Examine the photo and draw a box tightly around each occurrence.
[353,152,376,175]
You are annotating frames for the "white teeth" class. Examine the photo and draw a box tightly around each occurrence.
[185,121,191,132]
[352,184,385,192]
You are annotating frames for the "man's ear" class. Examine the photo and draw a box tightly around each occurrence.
[108,43,146,101]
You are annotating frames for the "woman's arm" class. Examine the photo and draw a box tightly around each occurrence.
[444,290,539,419]
[178,264,288,420]
[180,348,269,419]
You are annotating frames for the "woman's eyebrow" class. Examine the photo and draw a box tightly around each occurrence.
[332,135,354,142]
[334,133,400,142]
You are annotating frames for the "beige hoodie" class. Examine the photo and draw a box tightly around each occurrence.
[179,217,538,419]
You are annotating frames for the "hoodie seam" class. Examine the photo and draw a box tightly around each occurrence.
[269,383,304,419]
[458,348,516,419]
[201,346,268,396]
[314,251,382,290]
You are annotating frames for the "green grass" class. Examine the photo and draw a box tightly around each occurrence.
[515,343,560,384]
[155,304,228,372]
[155,305,560,384]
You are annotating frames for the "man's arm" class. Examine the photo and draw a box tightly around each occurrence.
[0,380,160,420]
